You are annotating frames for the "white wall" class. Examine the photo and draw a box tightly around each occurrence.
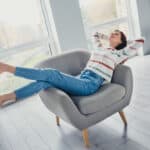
[49,0,88,51]
[136,0,150,55]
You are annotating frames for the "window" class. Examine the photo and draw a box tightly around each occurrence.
[0,0,48,49]
[0,45,50,94]
[79,0,131,50]
[0,0,52,94]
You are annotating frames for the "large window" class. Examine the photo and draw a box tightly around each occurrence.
[0,0,52,94]
[79,0,131,50]
[0,0,48,49]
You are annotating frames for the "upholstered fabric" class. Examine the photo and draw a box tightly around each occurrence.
[34,49,133,130]
[71,83,125,115]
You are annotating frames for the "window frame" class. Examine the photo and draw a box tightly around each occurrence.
[0,0,60,58]
[80,0,142,54]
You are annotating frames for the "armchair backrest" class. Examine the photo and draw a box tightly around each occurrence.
[112,64,133,103]
[35,49,133,103]
[34,49,91,76]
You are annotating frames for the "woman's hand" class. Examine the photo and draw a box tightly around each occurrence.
[93,32,109,40]
[93,32,109,48]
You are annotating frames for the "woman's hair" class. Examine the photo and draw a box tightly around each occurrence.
[114,29,127,50]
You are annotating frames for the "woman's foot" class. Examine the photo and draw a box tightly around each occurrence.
[0,62,7,73]
[0,93,16,106]
[0,95,5,106]
[0,62,16,74]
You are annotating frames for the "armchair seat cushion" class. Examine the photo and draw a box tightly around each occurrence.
[70,83,126,115]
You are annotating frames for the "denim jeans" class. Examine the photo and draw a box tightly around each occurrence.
[14,67,104,100]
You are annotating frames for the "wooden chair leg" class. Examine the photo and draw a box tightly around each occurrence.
[82,128,90,148]
[119,111,127,125]
[56,116,60,126]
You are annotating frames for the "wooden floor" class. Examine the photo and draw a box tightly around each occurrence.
[0,55,150,150]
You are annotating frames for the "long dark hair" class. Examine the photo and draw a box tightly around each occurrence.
[114,30,127,50]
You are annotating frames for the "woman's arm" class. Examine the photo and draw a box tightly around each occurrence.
[122,38,144,57]
[116,38,145,64]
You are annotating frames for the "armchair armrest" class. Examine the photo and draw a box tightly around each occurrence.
[111,64,133,102]
[34,49,90,76]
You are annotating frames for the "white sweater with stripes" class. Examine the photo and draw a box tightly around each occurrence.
[83,38,145,82]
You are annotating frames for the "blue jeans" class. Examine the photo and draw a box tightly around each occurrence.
[14,67,104,100]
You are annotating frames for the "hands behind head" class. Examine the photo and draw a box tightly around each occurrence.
[93,32,108,40]
[93,32,109,48]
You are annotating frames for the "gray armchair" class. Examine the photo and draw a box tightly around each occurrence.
[34,49,133,148]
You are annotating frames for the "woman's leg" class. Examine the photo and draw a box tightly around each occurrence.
[0,62,70,86]
[0,63,104,105]
[0,93,16,106]
[0,73,103,105]
[1,62,90,90]
[14,81,52,100]
[0,63,103,95]
[14,67,101,96]
[14,66,61,81]
[13,67,105,96]
[0,81,52,105]
[0,62,16,74]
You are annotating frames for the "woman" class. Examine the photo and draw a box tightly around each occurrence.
[0,30,144,106]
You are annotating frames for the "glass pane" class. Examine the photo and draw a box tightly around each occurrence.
[0,46,50,94]
[79,0,127,26]
[0,0,48,49]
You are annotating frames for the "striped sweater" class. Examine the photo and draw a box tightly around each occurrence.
[83,38,145,82]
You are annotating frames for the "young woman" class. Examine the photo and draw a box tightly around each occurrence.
[0,30,144,106]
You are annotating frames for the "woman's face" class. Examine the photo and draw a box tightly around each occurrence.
[109,31,122,48]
